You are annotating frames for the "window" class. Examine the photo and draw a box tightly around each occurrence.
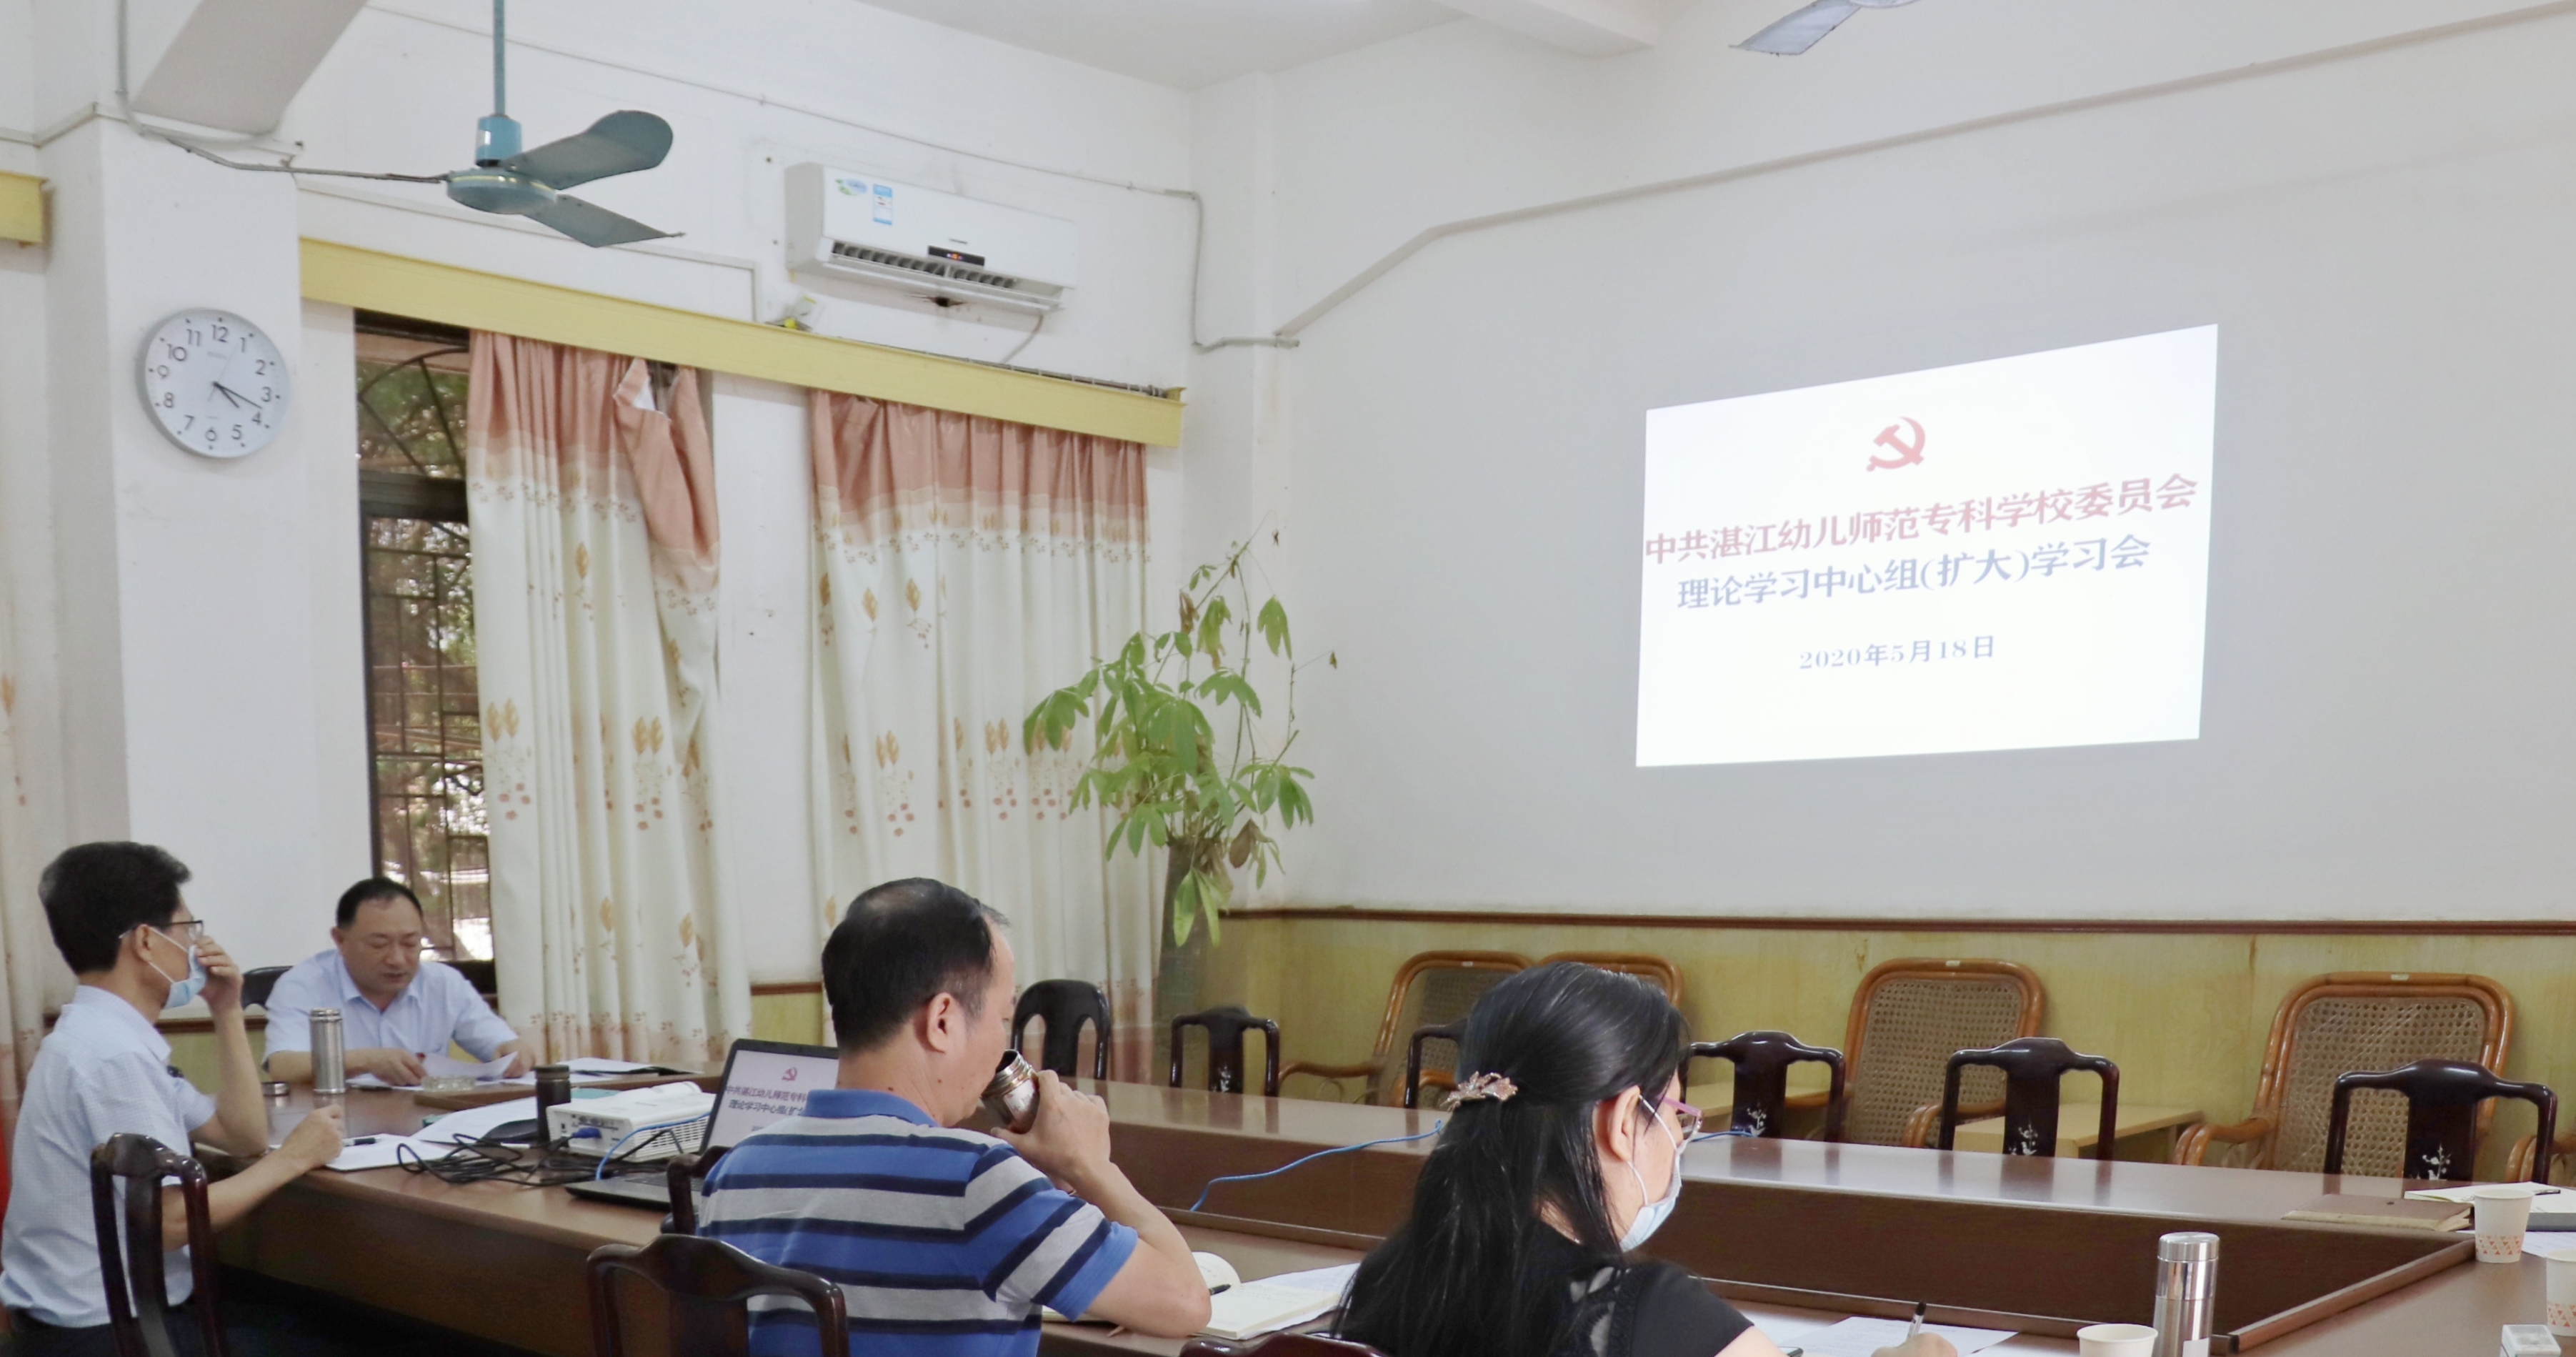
[355,314,490,960]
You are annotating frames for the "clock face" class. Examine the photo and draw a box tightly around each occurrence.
[137,310,291,459]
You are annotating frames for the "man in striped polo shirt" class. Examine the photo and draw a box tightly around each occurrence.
[701,878,1211,1356]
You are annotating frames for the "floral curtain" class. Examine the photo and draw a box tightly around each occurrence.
[466,333,750,1068]
[809,393,1155,1075]
[0,587,58,1138]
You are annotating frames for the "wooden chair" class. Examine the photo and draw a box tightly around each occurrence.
[2321,1060,2555,1183]
[1013,979,1112,1080]
[664,1146,732,1236]
[238,965,289,1010]
[1169,1006,1282,1097]
[1534,953,1683,1002]
[1685,1032,1846,1140]
[1278,951,1529,1105]
[2172,972,2512,1174]
[585,1233,847,1357]
[1182,1336,1387,1357]
[89,1133,224,1357]
[1935,1038,2119,1159]
[1806,959,2044,1148]
[1401,1023,1465,1110]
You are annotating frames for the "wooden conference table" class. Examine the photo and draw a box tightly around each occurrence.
[214,1081,2537,1356]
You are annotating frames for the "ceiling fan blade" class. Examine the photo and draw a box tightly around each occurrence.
[1736,0,1863,54]
[526,194,676,248]
[501,111,674,191]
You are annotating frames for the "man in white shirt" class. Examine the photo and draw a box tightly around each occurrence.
[261,878,527,1086]
[0,842,345,1356]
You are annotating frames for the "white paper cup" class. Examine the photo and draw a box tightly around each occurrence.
[2542,1249,2576,1336]
[2076,1322,2157,1356]
[2475,1185,2542,1263]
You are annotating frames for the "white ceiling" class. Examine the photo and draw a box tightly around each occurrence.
[852,0,1467,90]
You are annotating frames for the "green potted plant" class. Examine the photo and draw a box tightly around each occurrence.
[1025,540,1318,1034]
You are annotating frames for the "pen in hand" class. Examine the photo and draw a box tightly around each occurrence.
[1907,1301,1925,1342]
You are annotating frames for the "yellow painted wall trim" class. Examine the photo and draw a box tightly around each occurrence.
[0,172,44,246]
[299,239,1184,447]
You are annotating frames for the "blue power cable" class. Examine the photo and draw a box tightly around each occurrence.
[591,1113,712,1180]
[1189,1122,1443,1213]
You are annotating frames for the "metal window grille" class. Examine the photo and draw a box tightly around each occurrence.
[355,316,490,960]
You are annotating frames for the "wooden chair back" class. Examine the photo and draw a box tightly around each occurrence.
[1169,1006,1282,1097]
[585,1233,847,1357]
[1837,959,2044,1147]
[2186,972,2512,1175]
[238,966,289,1010]
[1534,953,1684,1002]
[2323,1059,2556,1183]
[1013,979,1112,1080]
[89,1133,224,1357]
[1181,1336,1388,1357]
[1402,1023,1467,1110]
[664,1146,733,1236]
[1936,1038,2119,1159]
[1279,950,1529,1105]
[1687,1032,1846,1140]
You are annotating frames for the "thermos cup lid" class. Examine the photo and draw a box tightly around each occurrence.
[2158,1231,2220,1263]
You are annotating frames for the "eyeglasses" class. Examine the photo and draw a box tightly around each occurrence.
[150,920,209,945]
[1657,1095,1704,1141]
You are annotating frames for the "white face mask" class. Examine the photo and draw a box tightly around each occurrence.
[144,928,207,1010]
[1618,1110,1684,1251]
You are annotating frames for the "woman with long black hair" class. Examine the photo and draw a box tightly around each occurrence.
[1337,963,1954,1357]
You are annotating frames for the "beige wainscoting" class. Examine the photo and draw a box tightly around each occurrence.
[1202,909,2576,1180]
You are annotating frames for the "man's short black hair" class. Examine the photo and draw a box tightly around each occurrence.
[41,842,191,975]
[824,878,1009,1053]
[336,876,424,929]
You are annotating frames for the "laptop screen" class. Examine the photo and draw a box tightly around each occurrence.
[707,1038,841,1149]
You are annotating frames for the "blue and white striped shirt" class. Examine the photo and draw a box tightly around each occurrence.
[700,1088,1137,1357]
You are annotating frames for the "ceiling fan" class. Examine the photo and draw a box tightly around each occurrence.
[439,0,677,246]
[166,0,676,247]
[1735,0,1921,55]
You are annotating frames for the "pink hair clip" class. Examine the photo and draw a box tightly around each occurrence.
[1444,1071,1519,1108]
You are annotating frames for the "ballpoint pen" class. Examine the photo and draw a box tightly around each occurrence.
[1907,1301,1926,1344]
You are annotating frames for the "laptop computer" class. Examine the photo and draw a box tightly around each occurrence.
[564,1037,838,1208]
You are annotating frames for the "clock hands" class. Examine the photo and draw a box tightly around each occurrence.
[210,382,251,409]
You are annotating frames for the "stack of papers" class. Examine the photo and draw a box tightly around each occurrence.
[322,1135,443,1172]
[504,1056,665,1085]
[349,1053,518,1090]
[416,1097,539,1145]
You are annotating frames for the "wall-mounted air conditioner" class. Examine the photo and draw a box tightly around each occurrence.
[786,164,1077,313]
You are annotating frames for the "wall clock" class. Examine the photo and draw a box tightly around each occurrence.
[138,309,291,458]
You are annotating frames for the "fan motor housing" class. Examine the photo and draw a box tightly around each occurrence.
[447,169,559,217]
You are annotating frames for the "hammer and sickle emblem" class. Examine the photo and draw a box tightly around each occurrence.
[1868,417,1925,471]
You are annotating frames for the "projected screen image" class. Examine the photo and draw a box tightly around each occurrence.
[1637,326,2217,767]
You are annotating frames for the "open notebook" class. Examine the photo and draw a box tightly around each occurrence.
[1197,1264,1355,1342]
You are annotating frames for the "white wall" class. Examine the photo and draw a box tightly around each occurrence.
[0,0,1199,980]
[1199,1,2576,920]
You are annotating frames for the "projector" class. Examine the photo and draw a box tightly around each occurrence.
[546,1083,715,1159]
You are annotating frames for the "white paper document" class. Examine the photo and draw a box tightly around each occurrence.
[499,1056,663,1085]
[1195,1281,1342,1341]
[1792,1317,2016,1357]
[1254,1264,1358,1298]
[343,1053,513,1090]
[322,1134,441,1172]
[416,1096,539,1145]
[2406,1185,2567,1204]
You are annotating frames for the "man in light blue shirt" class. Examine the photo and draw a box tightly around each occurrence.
[262,878,526,1086]
[1,842,344,1356]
